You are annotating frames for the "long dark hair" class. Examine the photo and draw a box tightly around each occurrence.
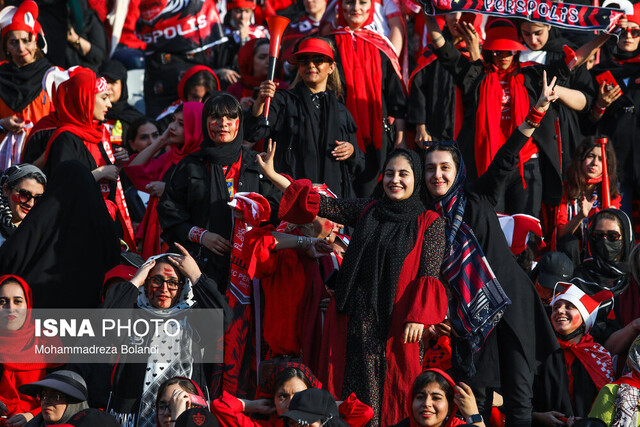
[565,136,619,201]
[293,36,344,100]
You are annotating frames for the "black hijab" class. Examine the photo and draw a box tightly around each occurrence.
[99,60,143,125]
[0,57,51,112]
[573,208,633,297]
[335,148,426,332]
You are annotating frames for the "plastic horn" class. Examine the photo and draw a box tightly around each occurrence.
[596,137,611,209]
[262,15,290,125]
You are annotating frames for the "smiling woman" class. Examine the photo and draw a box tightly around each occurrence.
[0,163,46,246]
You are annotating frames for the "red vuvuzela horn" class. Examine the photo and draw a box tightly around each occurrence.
[596,137,611,209]
[262,15,290,125]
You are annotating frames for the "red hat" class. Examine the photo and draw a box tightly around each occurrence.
[227,0,257,10]
[0,1,43,41]
[551,283,614,332]
[289,38,335,64]
[483,18,527,52]
[497,213,544,255]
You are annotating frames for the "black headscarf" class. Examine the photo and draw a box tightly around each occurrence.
[335,148,425,332]
[573,208,633,297]
[0,57,51,112]
[99,60,143,125]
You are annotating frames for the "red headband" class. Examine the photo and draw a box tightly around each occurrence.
[95,77,108,94]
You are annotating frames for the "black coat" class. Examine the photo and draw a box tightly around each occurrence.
[244,83,364,198]
[443,129,559,387]
[158,146,280,289]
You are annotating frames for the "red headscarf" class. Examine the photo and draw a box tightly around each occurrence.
[0,275,57,418]
[236,38,267,96]
[43,69,104,162]
[138,102,204,259]
[332,0,402,152]
[177,65,220,102]
[409,369,464,427]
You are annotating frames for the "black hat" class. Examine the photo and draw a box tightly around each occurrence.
[281,389,347,426]
[61,408,120,426]
[175,408,220,427]
[19,370,88,402]
[536,251,574,289]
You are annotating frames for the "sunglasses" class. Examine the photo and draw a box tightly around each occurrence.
[147,275,182,291]
[591,230,622,242]
[492,50,517,56]
[296,55,331,66]
[622,28,640,38]
[12,187,43,204]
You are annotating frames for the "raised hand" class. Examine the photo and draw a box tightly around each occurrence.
[535,70,559,112]
[169,242,202,284]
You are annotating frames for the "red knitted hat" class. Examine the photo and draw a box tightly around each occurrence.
[0,1,42,41]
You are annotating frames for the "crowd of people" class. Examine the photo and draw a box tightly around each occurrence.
[1,0,640,426]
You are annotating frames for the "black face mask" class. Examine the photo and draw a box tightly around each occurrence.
[591,238,623,263]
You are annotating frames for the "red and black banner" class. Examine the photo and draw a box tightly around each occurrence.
[421,0,624,32]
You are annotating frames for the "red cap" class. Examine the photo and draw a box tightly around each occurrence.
[227,0,257,10]
[289,38,334,64]
[483,18,527,52]
[626,2,640,26]
[0,0,42,41]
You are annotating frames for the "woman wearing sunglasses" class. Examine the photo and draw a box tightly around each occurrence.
[0,163,45,247]
[570,208,634,358]
[246,36,363,199]
[103,244,230,427]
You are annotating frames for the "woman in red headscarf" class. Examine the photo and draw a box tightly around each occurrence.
[328,0,406,197]
[42,69,135,249]
[124,102,204,258]
[0,275,59,427]
[391,369,485,427]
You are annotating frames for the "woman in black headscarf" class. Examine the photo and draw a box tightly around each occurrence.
[258,142,448,426]
[571,208,634,355]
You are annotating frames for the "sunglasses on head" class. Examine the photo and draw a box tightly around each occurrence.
[12,187,42,204]
[296,55,331,66]
[622,28,640,38]
[591,230,622,242]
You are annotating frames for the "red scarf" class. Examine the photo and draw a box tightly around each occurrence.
[0,275,59,417]
[475,65,529,177]
[333,3,404,152]
[614,370,640,388]
[138,102,203,258]
[558,334,614,399]
[409,369,464,427]
[43,70,135,249]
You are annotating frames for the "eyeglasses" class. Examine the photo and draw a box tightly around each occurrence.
[147,275,182,291]
[492,50,517,56]
[156,402,171,413]
[37,392,65,404]
[296,55,331,66]
[591,230,622,242]
[622,28,640,38]
[12,187,43,204]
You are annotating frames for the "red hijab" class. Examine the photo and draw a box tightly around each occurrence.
[333,0,401,152]
[410,369,464,427]
[43,69,105,163]
[237,39,267,93]
[0,275,55,417]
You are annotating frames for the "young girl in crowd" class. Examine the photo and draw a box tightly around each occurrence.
[0,164,45,246]
[533,284,614,424]
[422,72,559,426]
[247,36,363,198]
[258,143,448,425]
[392,369,485,427]
[557,138,621,264]
[155,377,208,427]
[329,0,406,197]
[125,102,204,258]
[125,119,160,155]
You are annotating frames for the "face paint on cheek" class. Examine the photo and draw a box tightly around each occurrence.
[570,315,583,330]
[10,194,20,204]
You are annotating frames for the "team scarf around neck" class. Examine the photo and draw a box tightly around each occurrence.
[611,336,640,427]
[419,0,624,33]
[558,334,613,399]
[427,151,510,353]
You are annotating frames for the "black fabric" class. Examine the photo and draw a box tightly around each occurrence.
[0,58,51,112]
[423,129,558,423]
[0,160,120,308]
[329,41,407,197]
[243,82,363,198]
[65,1,108,71]
[22,128,55,166]
[159,116,281,289]
[99,60,144,127]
